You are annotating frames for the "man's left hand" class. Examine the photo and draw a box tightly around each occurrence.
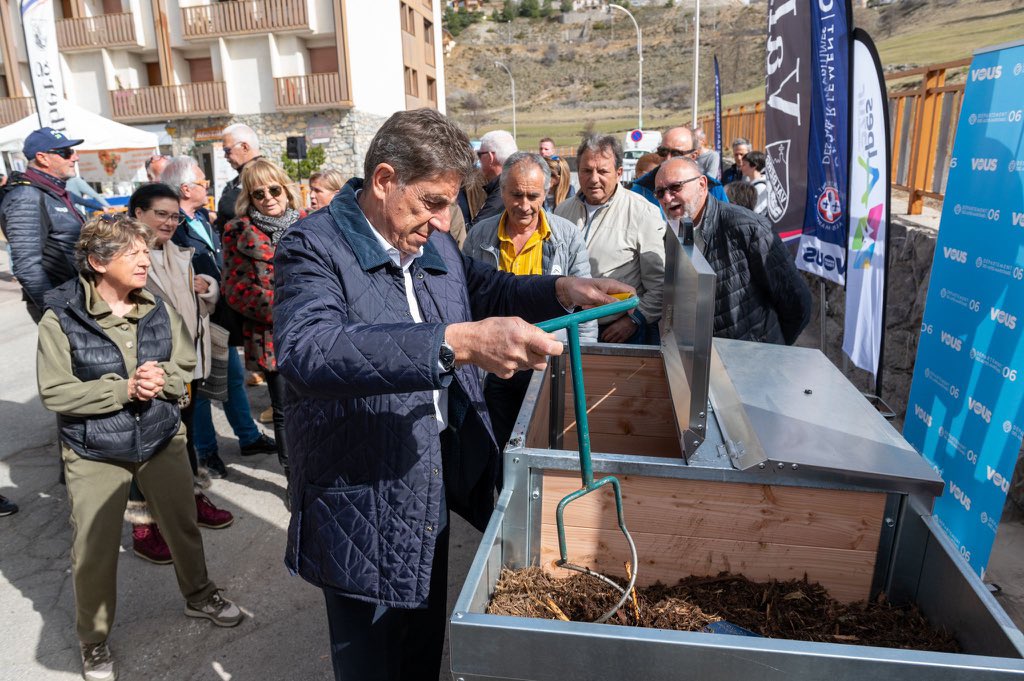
[555,277,636,310]
[599,315,638,344]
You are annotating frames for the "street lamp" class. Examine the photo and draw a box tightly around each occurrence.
[494,60,516,141]
[609,3,643,131]
[692,0,701,128]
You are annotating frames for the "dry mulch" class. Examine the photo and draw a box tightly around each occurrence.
[487,567,958,653]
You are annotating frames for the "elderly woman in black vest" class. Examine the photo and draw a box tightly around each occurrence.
[36,215,242,681]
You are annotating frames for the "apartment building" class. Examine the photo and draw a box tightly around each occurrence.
[0,0,445,188]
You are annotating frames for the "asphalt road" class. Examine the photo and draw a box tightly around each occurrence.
[0,261,480,681]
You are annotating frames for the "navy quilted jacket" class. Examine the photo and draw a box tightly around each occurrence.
[274,179,565,608]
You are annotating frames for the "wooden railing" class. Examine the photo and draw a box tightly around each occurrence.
[56,12,137,51]
[181,0,309,39]
[109,82,229,123]
[274,73,350,111]
[698,59,970,215]
[0,97,36,126]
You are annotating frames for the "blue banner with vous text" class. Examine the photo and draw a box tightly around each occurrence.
[903,40,1024,578]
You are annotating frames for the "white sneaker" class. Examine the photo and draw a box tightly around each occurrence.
[80,641,117,681]
[185,589,243,627]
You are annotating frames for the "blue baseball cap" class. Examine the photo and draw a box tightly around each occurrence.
[23,127,84,159]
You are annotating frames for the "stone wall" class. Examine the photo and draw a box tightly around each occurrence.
[802,216,938,432]
[166,108,389,179]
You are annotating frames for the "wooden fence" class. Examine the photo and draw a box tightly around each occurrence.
[698,58,971,215]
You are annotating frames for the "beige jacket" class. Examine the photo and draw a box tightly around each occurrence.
[554,185,666,323]
[145,241,218,379]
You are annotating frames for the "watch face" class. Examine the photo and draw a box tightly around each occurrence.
[440,343,456,371]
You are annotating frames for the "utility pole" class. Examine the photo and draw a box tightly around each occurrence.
[494,60,517,141]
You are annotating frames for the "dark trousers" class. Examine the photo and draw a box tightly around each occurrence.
[322,523,450,681]
[263,370,290,474]
[484,370,533,453]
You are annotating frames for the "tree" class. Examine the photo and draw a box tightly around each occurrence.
[493,0,517,22]
[460,94,486,137]
[519,0,541,18]
[280,145,325,182]
[560,0,573,12]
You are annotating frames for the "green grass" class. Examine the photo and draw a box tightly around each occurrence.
[875,9,1024,66]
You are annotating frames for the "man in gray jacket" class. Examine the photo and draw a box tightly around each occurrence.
[0,127,85,322]
[463,151,596,447]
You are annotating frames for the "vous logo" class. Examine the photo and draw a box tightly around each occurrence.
[942,246,968,263]
[940,331,963,352]
[971,158,998,172]
[1013,212,1024,227]
[801,247,847,275]
[914,404,933,428]
[968,396,993,423]
[950,480,972,511]
[991,307,1018,329]
[988,466,1011,494]
[971,65,1002,81]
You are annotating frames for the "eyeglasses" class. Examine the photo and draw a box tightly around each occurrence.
[251,185,284,202]
[656,146,697,159]
[476,150,492,158]
[149,208,184,225]
[654,175,702,200]
[188,179,210,189]
[223,142,243,156]
[47,147,76,159]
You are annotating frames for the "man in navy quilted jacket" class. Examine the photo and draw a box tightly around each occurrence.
[273,108,633,681]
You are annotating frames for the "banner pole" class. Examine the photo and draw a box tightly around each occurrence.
[819,280,826,353]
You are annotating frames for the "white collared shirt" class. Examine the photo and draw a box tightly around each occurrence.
[363,206,448,431]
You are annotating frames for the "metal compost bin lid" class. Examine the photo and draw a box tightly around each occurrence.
[705,337,944,498]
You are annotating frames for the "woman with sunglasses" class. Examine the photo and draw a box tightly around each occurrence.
[222,159,305,503]
[124,183,235,564]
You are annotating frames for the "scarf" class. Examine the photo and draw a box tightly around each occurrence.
[248,206,300,245]
[24,167,84,223]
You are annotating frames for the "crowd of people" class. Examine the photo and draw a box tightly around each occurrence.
[0,110,809,681]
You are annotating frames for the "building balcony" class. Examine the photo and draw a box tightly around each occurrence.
[181,0,310,40]
[0,97,36,126]
[109,82,229,123]
[56,13,139,52]
[274,73,351,112]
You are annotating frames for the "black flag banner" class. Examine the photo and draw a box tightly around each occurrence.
[764,0,812,243]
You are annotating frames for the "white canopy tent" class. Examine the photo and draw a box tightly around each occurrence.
[0,101,158,184]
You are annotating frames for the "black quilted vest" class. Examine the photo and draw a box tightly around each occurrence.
[46,278,181,463]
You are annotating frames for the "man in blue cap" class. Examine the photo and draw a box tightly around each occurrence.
[0,126,85,322]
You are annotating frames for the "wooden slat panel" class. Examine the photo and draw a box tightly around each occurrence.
[181,0,309,39]
[562,394,676,439]
[565,354,667,398]
[541,470,886,551]
[525,369,550,449]
[538,525,876,603]
[559,429,681,458]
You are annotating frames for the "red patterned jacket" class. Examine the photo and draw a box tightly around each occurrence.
[222,212,305,371]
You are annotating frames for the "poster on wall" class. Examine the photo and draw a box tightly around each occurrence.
[77,148,152,183]
[902,39,1024,578]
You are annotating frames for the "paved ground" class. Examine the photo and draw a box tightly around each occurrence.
[1,234,1023,681]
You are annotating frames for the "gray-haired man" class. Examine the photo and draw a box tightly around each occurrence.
[274,109,632,681]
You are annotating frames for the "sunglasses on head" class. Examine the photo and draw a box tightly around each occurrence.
[251,185,284,202]
[47,147,76,159]
[653,175,702,200]
[656,146,697,159]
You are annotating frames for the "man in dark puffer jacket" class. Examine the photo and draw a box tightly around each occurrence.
[656,157,811,344]
[0,127,86,322]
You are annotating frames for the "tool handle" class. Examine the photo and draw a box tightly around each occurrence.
[536,296,638,333]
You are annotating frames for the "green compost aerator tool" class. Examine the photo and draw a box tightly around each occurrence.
[536,295,640,624]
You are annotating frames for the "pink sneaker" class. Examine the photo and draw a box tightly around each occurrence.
[196,494,234,530]
[132,523,172,564]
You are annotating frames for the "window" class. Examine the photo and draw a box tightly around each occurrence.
[187,57,214,83]
[426,76,436,104]
[400,2,415,35]
[405,67,419,97]
[309,46,339,74]
[145,62,162,86]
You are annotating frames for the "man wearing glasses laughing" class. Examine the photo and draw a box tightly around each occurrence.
[0,127,86,323]
[655,156,811,346]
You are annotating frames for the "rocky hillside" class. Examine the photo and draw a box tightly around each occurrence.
[443,0,1024,145]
